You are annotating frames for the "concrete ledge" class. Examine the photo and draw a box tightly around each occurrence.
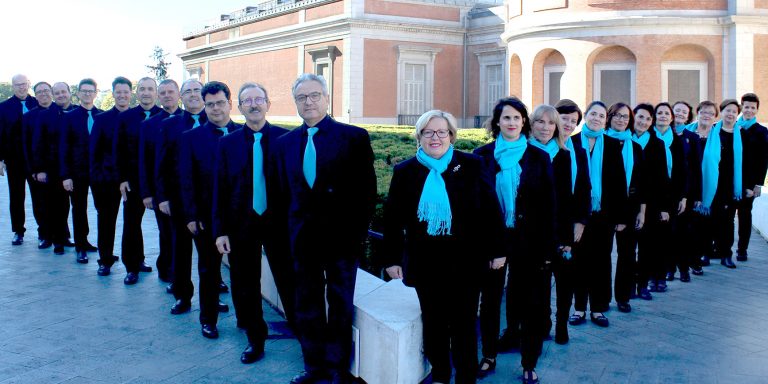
[752,194,768,240]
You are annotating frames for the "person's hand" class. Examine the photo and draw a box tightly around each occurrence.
[158,201,171,216]
[63,179,73,192]
[746,189,755,198]
[0,160,5,176]
[573,223,585,243]
[143,197,153,209]
[677,198,686,215]
[660,212,670,222]
[386,265,403,280]
[754,185,762,197]
[216,236,231,254]
[490,257,506,270]
[37,172,47,183]
[636,212,645,229]
[187,221,203,235]
[616,224,627,232]
[119,182,130,202]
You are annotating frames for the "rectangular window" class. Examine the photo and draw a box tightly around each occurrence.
[662,63,707,107]
[486,64,503,115]
[544,66,565,106]
[600,70,631,107]
[402,63,426,116]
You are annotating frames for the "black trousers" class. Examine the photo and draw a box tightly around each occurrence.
[737,196,755,254]
[170,206,194,302]
[614,225,638,303]
[713,202,737,259]
[69,178,90,251]
[547,256,575,333]
[504,263,549,371]
[479,265,505,359]
[692,210,715,260]
[573,213,614,313]
[29,178,48,240]
[121,189,146,273]
[638,215,672,287]
[416,280,479,384]
[91,182,120,266]
[6,163,27,235]
[294,253,357,375]
[193,223,222,326]
[48,179,71,245]
[154,208,173,281]
[669,209,696,273]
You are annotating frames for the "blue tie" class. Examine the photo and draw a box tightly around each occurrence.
[191,114,201,128]
[87,110,94,134]
[303,127,319,188]
[218,127,228,135]
[252,132,266,215]
[144,110,151,120]
[21,100,28,114]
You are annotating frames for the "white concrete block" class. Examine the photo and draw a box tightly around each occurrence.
[752,194,768,240]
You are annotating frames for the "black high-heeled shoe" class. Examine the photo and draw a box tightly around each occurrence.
[522,369,540,384]
[477,357,496,378]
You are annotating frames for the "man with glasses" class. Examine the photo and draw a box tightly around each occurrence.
[736,93,768,262]
[272,74,376,384]
[31,82,76,254]
[179,81,239,339]
[89,76,132,277]
[139,79,182,284]
[115,77,161,285]
[0,74,38,245]
[213,82,291,363]
[22,82,53,249]
[61,78,102,263]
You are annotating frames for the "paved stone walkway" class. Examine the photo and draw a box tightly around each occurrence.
[0,177,767,383]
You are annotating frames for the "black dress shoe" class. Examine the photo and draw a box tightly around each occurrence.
[218,301,229,313]
[328,370,353,384]
[721,256,736,269]
[124,272,139,285]
[53,245,65,255]
[170,299,191,314]
[240,343,265,364]
[522,369,540,384]
[568,312,586,325]
[477,357,496,378]
[97,265,111,276]
[290,371,322,384]
[219,282,229,293]
[590,313,609,327]
[638,288,653,301]
[617,302,631,313]
[84,243,98,252]
[11,233,23,245]
[63,239,75,247]
[166,283,174,294]
[76,251,89,264]
[691,265,704,275]
[700,255,711,266]
[665,272,675,281]
[679,271,691,282]
[201,323,219,339]
[497,329,520,352]
[656,282,667,292]
[139,262,153,272]
[38,239,52,249]
[736,250,748,262]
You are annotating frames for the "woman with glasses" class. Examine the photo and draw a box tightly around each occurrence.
[383,110,506,384]
[474,98,556,384]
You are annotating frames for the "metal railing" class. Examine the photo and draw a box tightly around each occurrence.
[397,115,421,126]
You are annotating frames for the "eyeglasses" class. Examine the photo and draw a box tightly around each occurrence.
[205,100,229,109]
[79,90,96,95]
[12,83,28,88]
[698,110,716,117]
[35,89,51,95]
[421,129,450,139]
[240,97,268,106]
[294,92,323,104]
[181,88,202,96]
[614,114,630,121]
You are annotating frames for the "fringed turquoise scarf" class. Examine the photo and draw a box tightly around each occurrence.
[416,145,454,235]
[605,128,634,194]
[528,137,559,161]
[564,137,578,194]
[581,124,605,212]
[737,116,757,130]
[494,135,527,228]
[632,131,650,149]
[696,121,743,215]
[654,127,673,178]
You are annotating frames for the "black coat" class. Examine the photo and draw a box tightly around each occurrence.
[553,144,591,247]
[116,105,162,185]
[741,123,768,190]
[138,109,181,200]
[679,129,702,202]
[88,107,121,184]
[0,95,38,165]
[22,105,50,175]
[643,129,687,214]
[30,104,75,179]
[155,110,207,205]
[382,150,506,287]
[60,106,103,181]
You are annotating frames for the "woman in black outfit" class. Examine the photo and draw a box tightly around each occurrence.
[475,98,556,384]
[383,110,506,384]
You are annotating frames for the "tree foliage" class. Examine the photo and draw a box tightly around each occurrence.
[146,46,171,81]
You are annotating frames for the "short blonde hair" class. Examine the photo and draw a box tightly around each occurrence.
[414,110,458,144]
[530,104,566,150]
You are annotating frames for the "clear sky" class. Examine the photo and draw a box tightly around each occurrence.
[0,0,249,90]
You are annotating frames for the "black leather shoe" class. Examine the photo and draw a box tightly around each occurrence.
[721,256,736,269]
[219,282,229,293]
[617,302,631,313]
[638,287,653,301]
[568,312,586,325]
[201,323,219,339]
[665,272,675,281]
[240,343,265,364]
[656,282,667,292]
[522,369,540,384]
[679,271,691,282]
[497,329,520,352]
[38,239,52,249]
[124,272,139,285]
[691,266,704,275]
[165,283,174,294]
[736,250,748,262]
[590,313,609,327]
[63,239,75,247]
[328,370,353,384]
[84,243,98,252]
[477,357,496,378]
[290,371,322,384]
[97,265,111,276]
[11,233,23,245]
[170,299,191,314]
[700,255,710,266]
[76,251,89,264]
[218,300,229,313]
[53,245,65,255]
[139,262,153,272]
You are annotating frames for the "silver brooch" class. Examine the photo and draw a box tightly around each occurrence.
[453,164,461,172]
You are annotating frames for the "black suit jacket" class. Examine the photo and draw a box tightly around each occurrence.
[270,115,377,259]
[679,129,702,202]
[553,144,591,247]
[60,105,103,181]
[22,105,50,175]
[179,120,242,224]
[138,109,181,200]
[742,122,768,190]
[116,105,162,186]
[31,104,75,179]
[155,110,207,205]
[88,107,121,184]
[382,150,506,287]
[644,130,687,214]
[0,95,38,165]
[212,122,289,240]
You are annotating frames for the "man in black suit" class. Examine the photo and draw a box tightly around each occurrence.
[736,93,768,261]
[115,77,161,285]
[31,82,76,254]
[90,76,131,277]
[22,82,53,249]
[272,74,376,384]
[157,79,206,313]
[0,74,38,245]
[179,81,239,339]
[61,78,102,263]
[139,79,181,283]
[213,82,292,363]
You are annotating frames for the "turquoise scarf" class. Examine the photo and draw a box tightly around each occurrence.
[632,131,650,149]
[605,128,634,194]
[416,145,454,235]
[494,135,527,228]
[737,116,757,130]
[564,137,578,194]
[696,121,743,215]
[580,124,605,212]
[654,127,673,178]
[528,137,559,161]
[675,121,697,135]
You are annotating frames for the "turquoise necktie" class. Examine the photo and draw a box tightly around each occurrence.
[191,114,200,128]
[252,132,266,215]
[87,110,94,134]
[144,110,151,120]
[218,127,228,135]
[303,127,319,188]
[21,100,28,114]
